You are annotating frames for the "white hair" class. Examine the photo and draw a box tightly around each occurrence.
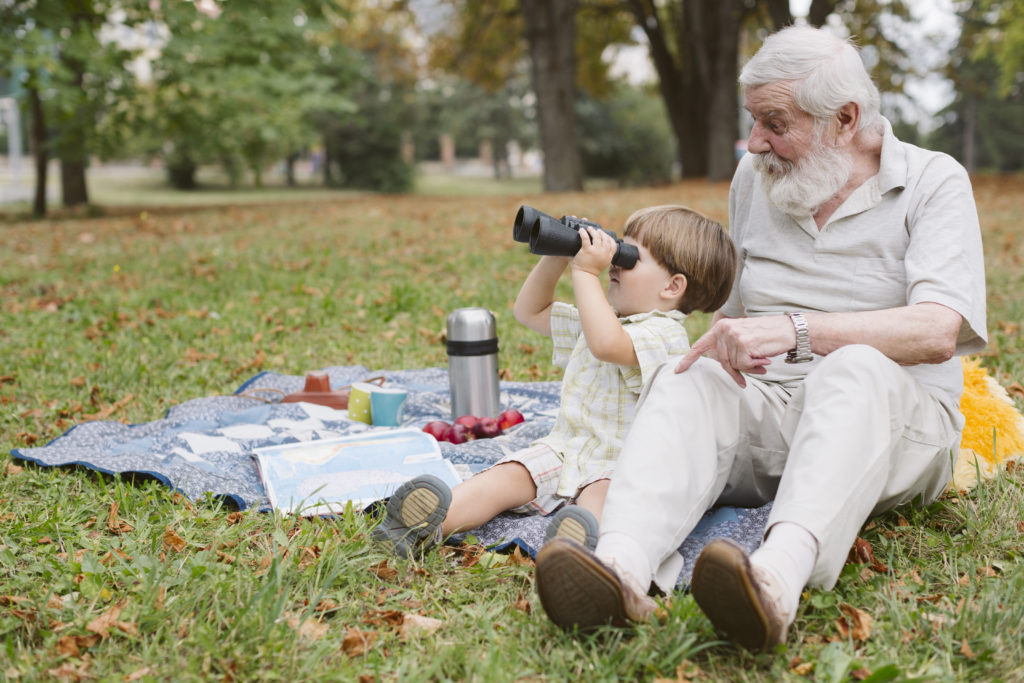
[739,26,882,134]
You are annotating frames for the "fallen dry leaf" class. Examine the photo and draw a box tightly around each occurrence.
[362,609,405,627]
[837,603,872,641]
[791,661,814,676]
[287,614,329,641]
[55,635,81,657]
[4,461,24,475]
[225,511,244,525]
[368,560,398,581]
[86,603,123,638]
[82,393,133,422]
[162,527,186,552]
[341,627,378,657]
[47,660,91,682]
[123,666,154,681]
[960,638,976,659]
[455,544,487,568]
[106,502,133,535]
[513,596,531,614]
[846,537,888,573]
[398,614,442,640]
[314,598,340,614]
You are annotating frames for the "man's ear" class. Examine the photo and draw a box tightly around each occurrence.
[836,102,860,144]
[663,273,687,301]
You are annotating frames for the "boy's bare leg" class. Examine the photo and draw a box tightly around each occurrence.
[441,462,537,537]
[573,479,610,524]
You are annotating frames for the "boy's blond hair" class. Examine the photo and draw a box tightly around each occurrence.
[623,205,736,314]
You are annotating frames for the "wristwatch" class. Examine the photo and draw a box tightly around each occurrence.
[785,312,813,364]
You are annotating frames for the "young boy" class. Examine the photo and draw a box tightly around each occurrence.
[374,205,736,557]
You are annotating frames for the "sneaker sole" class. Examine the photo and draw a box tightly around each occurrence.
[690,538,775,651]
[535,538,629,632]
[544,506,599,550]
[372,474,451,558]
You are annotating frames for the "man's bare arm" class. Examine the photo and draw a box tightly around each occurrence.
[676,303,963,387]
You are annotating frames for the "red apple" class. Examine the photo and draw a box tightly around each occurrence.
[472,416,503,439]
[450,422,474,444]
[498,409,525,430]
[454,415,479,430]
[422,420,454,442]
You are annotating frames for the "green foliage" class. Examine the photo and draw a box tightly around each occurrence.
[926,2,1024,171]
[0,0,152,206]
[576,84,675,186]
[321,73,414,193]
[139,0,356,190]
[969,0,1024,95]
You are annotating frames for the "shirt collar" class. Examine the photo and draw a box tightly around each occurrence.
[618,308,687,324]
[877,116,908,195]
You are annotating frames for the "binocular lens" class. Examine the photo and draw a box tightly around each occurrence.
[513,205,639,269]
[513,206,542,243]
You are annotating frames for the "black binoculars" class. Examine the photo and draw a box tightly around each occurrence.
[513,205,638,269]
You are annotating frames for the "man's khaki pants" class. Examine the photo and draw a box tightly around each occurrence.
[600,344,958,592]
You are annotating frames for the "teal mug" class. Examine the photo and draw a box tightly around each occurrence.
[369,387,408,427]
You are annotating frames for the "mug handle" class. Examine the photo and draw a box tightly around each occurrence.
[337,376,386,392]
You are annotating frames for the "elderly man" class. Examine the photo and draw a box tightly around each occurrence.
[533,25,987,651]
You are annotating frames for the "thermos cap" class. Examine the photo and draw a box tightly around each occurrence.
[446,307,497,342]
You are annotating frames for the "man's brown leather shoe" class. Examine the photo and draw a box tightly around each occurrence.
[690,538,791,651]
[535,538,656,632]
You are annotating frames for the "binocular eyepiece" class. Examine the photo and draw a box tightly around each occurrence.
[513,205,638,269]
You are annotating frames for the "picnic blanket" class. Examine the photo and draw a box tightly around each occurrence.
[11,365,770,587]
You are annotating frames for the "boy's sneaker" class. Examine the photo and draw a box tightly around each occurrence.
[543,505,599,550]
[371,474,451,558]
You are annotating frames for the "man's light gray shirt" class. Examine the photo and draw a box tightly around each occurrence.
[721,118,988,429]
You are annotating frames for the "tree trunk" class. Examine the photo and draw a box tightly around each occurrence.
[322,133,335,186]
[806,0,836,27]
[61,158,89,207]
[58,24,91,208]
[763,0,792,29]
[520,0,583,192]
[285,152,299,187]
[962,93,977,173]
[28,83,48,218]
[629,0,710,177]
[706,0,743,181]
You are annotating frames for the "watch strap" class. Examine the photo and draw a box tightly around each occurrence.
[785,311,812,363]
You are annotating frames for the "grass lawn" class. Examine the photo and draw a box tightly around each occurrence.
[1,173,1023,681]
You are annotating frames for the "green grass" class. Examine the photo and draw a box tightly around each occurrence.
[2,175,1023,680]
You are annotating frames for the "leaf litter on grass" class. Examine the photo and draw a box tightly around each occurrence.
[2,178,1024,680]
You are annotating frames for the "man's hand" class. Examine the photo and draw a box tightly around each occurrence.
[675,315,796,387]
[571,227,616,276]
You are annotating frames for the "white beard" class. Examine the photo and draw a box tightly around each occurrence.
[753,134,853,217]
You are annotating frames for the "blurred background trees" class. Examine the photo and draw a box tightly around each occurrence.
[1,0,1022,216]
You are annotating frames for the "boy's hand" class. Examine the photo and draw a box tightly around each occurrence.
[571,227,616,276]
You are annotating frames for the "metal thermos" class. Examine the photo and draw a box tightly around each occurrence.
[446,307,501,419]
